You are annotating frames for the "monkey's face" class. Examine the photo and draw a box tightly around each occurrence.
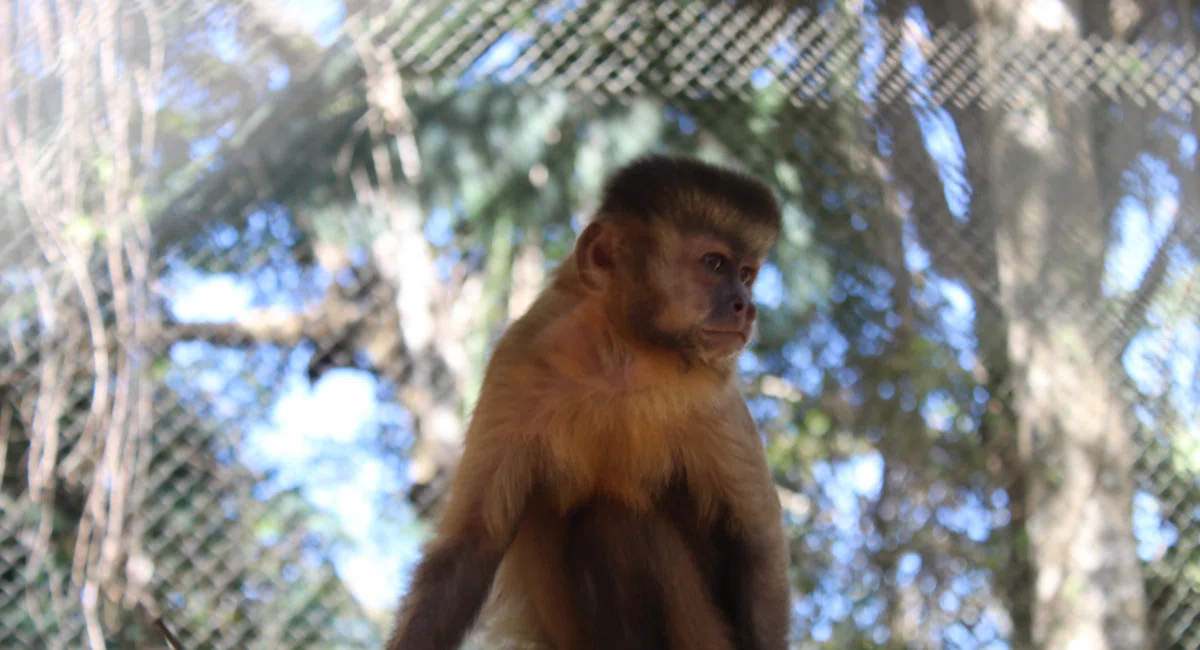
[625,229,762,365]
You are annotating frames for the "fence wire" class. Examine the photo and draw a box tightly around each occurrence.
[1,0,1198,649]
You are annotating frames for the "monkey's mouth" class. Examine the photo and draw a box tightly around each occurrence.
[701,328,749,344]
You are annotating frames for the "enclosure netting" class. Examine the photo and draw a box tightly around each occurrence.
[1,1,1198,649]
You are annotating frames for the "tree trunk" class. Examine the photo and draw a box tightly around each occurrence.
[969,2,1149,648]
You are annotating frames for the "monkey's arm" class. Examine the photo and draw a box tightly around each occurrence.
[722,401,791,650]
[730,491,790,650]
[383,516,507,650]
[385,405,541,650]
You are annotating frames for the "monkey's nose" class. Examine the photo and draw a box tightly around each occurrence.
[732,297,746,313]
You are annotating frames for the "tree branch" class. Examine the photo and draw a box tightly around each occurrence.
[877,10,976,288]
[238,0,324,71]
[155,301,370,350]
[1117,214,1185,357]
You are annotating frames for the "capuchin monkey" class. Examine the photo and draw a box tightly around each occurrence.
[385,154,790,650]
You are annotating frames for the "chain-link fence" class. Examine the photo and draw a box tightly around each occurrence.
[2,0,1198,649]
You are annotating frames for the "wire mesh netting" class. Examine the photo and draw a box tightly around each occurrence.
[1,0,1198,649]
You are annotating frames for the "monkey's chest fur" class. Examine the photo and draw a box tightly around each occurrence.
[479,377,747,649]
[528,370,740,517]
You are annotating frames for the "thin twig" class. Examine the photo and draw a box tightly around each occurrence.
[153,617,187,650]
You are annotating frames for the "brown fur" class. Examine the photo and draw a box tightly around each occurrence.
[385,155,790,650]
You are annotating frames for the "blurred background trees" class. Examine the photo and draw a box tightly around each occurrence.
[1,0,1197,649]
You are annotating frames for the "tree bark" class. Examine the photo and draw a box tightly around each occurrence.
[962,1,1150,648]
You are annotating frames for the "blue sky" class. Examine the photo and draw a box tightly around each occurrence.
[163,0,1197,640]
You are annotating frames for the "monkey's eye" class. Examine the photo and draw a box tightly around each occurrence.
[740,267,756,285]
[702,253,726,273]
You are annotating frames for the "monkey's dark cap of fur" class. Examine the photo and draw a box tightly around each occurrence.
[598,155,782,234]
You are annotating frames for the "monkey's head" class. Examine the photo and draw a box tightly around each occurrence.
[574,155,781,371]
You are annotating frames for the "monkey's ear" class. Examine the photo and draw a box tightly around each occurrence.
[575,220,616,291]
